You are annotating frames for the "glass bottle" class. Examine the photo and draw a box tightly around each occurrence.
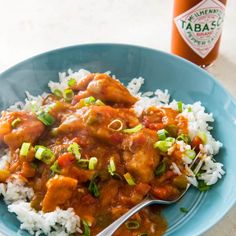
[171,0,227,68]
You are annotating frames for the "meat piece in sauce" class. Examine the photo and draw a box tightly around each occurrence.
[122,129,160,183]
[72,73,137,105]
[0,111,45,150]
[56,105,139,144]
[42,175,78,212]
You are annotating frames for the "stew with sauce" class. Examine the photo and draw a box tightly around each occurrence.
[0,73,201,236]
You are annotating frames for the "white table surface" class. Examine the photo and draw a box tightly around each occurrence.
[0,0,236,235]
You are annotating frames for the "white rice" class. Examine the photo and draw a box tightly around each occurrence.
[0,68,225,235]
[0,178,34,204]
[0,173,81,236]
[8,202,82,236]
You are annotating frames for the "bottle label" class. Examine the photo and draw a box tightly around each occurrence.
[174,0,225,58]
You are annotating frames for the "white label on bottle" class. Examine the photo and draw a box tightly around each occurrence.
[174,0,225,58]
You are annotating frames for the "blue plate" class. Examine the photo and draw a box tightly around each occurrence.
[0,44,236,236]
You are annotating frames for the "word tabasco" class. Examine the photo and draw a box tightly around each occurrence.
[171,0,227,68]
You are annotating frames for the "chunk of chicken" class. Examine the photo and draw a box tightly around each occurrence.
[122,129,160,183]
[42,175,78,212]
[73,73,137,105]
[0,111,45,150]
[56,105,139,144]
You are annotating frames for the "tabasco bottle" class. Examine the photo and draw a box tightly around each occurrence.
[171,0,227,68]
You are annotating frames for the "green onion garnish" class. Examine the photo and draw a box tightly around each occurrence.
[177,134,191,144]
[155,161,167,176]
[187,107,192,112]
[88,176,100,197]
[153,137,175,152]
[157,129,168,140]
[63,89,74,102]
[67,142,81,160]
[78,159,89,169]
[95,99,105,106]
[197,131,207,144]
[108,119,123,132]
[198,180,210,192]
[180,207,189,213]
[108,158,116,176]
[184,149,196,160]
[88,157,98,170]
[84,96,96,105]
[11,118,22,128]
[68,78,77,87]
[177,101,183,112]
[53,89,63,98]
[20,142,31,156]
[125,220,140,230]
[123,124,143,134]
[124,172,136,186]
[35,146,55,164]
[50,161,61,173]
[37,111,55,126]
[82,220,90,236]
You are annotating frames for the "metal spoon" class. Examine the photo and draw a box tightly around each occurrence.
[97,157,203,236]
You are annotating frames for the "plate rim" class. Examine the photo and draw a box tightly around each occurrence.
[0,43,236,236]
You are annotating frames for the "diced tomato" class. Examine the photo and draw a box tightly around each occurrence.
[143,121,164,131]
[173,149,182,159]
[110,132,124,144]
[20,162,36,178]
[57,153,75,168]
[151,185,180,200]
[191,136,202,152]
[158,170,176,183]
[135,183,151,195]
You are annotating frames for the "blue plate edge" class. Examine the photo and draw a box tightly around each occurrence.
[0,43,235,236]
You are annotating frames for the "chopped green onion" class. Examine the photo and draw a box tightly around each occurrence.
[67,142,81,160]
[88,176,100,197]
[187,107,192,112]
[95,99,105,106]
[180,207,189,213]
[68,78,77,87]
[155,161,167,176]
[84,96,96,105]
[177,101,183,112]
[35,146,55,164]
[108,119,123,132]
[184,149,196,160]
[50,161,61,173]
[123,124,143,134]
[177,134,191,144]
[11,118,22,128]
[20,142,31,156]
[125,220,140,230]
[165,137,175,143]
[78,159,89,169]
[157,129,168,140]
[198,180,210,192]
[53,89,63,98]
[88,157,98,170]
[37,111,55,126]
[123,172,136,186]
[82,220,90,236]
[108,158,116,176]
[197,131,207,144]
[63,89,74,102]
[153,138,175,152]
